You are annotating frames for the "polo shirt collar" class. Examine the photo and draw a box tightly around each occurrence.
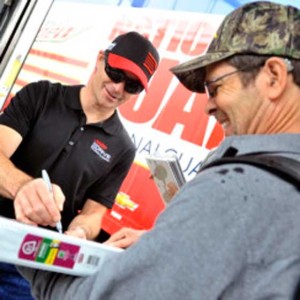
[64,85,123,135]
[95,110,123,135]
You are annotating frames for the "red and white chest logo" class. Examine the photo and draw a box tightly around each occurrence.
[91,139,111,162]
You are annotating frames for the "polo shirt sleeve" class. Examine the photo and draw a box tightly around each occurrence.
[87,146,136,208]
[0,81,48,137]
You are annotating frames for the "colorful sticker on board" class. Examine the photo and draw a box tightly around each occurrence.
[18,234,80,269]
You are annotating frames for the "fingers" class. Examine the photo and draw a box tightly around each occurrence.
[166,181,178,198]
[52,185,65,211]
[105,236,134,249]
[14,179,47,225]
[105,227,129,243]
[14,178,65,227]
[14,199,38,226]
[38,180,61,223]
[104,227,146,249]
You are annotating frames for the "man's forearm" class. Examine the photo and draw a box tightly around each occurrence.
[66,213,103,240]
[0,151,32,199]
[66,200,107,240]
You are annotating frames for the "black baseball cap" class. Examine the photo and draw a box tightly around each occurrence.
[105,31,160,91]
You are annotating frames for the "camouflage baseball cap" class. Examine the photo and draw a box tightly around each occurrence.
[171,1,300,93]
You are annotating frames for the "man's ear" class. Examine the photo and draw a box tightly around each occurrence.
[98,50,105,60]
[96,50,105,63]
[94,50,105,72]
[263,57,290,100]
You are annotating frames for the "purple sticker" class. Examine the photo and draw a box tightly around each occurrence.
[18,234,80,269]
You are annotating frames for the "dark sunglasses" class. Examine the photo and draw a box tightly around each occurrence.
[104,55,144,94]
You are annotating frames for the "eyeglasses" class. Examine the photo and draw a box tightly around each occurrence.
[204,69,245,99]
[104,55,144,94]
[204,58,294,99]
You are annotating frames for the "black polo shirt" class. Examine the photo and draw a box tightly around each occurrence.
[0,81,135,230]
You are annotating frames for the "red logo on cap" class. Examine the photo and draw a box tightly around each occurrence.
[143,52,157,75]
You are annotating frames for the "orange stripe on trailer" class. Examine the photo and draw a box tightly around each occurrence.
[22,64,81,85]
[29,49,89,68]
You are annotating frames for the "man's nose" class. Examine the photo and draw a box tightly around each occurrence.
[112,81,126,93]
[204,97,216,116]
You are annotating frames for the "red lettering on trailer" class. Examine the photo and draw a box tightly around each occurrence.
[119,58,223,149]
